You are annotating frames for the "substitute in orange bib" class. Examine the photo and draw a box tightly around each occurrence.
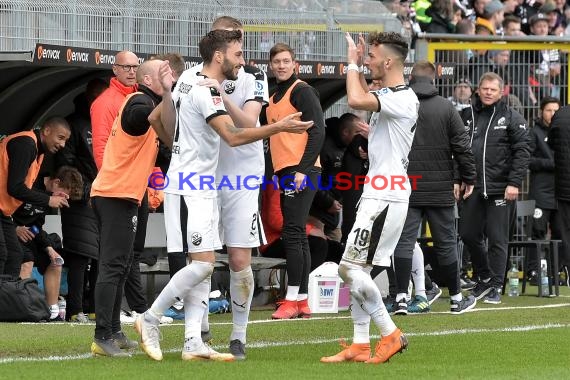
[266,43,325,320]
[0,117,70,278]
[90,59,173,357]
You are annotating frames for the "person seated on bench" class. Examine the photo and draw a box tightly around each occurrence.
[260,185,343,272]
[14,166,83,321]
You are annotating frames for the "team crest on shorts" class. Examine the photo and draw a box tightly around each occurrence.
[191,232,202,246]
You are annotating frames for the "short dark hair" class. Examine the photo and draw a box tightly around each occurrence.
[540,96,560,111]
[270,43,295,62]
[212,16,243,30]
[339,112,360,133]
[154,53,185,78]
[199,30,242,64]
[367,32,408,62]
[502,15,521,29]
[41,116,70,131]
[411,60,436,77]
[51,165,83,201]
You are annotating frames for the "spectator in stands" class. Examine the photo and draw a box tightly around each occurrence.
[459,72,530,305]
[321,31,418,365]
[14,166,83,321]
[503,15,525,35]
[90,59,173,357]
[480,0,505,34]
[448,78,473,111]
[540,0,563,34]
[548,103,570,287]
[267,42,325,320]
[528,96,561,281]
[90,50,150,322]
[55,78,107,322]
[471,0,492,19]
[503,0,519,16]
[391,60,477,315]
[0,117,71,278]
[526,13,565,103]
[515,0,542,35]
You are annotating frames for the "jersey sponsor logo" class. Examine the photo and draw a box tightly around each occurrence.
[36,45,61,60]
[224,81,236,94]
[254,81,265,97]
[212,96,222,106]
[66,48,89,63]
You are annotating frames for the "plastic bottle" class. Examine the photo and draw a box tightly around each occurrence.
[30,225,40,235]
[57,296,66,320]
[507,261,519,297]
[540,259,549,297]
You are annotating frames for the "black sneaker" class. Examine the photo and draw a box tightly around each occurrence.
[112,331,138,350]
[393,300,409,315]
[471,282,492,300]
[450,295,477,315]
[483,287,501,304]
[426,283,443,305]
[229,339,246,360]
[460,274,476,290]
[91,338,131,357]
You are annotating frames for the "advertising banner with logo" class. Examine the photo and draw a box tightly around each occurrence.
[33,43,456,80]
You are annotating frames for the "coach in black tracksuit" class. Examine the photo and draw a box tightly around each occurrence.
[392,62,477,313]
[548,105,570,281]
[459,72,531,304]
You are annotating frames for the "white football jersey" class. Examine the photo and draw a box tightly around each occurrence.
[363,85,419,202]
[168,72,227,197]
[182,63,269,184]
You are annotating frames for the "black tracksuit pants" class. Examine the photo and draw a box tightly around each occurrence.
[459,189,515,288]
[393,206,461,296]
[0,214,23,278]
[92,197,138,339]
[278,170,318,294]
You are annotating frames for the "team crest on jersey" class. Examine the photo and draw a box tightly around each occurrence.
[191,232,202,246]
[224,81,236,94]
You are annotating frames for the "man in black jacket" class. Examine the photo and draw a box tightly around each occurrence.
[391,61,477,315]
[459,72,531,304]
[55,78,107,322]
[548,104,570,286]
[528,96,561,280]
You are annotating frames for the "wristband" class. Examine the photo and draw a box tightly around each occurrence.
[347,63,360,72]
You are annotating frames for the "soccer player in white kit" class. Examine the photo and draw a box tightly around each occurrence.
[321,32,419,364]
[135,29,312,362]
[183,16,270,360]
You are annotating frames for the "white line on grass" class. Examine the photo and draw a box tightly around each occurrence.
[1,322,569,364]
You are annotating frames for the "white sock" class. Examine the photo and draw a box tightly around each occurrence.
[340,261,397,337]
[230,266,254,343]
[350,294,371,344]
[411,243,426,299]
[49,304,59,319]
[297,293,308,301]
[150,260,214,317]
[285,285,300,301]
[201,278,212,334]
[184,277,210,340]
[396,293,408,303]
[450,293,463,302]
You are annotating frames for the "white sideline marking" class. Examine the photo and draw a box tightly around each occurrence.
[1,320,569,364]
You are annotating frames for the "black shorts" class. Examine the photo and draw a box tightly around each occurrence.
[21,240,52,275]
